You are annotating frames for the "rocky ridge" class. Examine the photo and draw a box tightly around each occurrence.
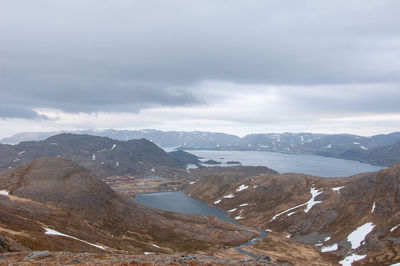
[184,165,400,265]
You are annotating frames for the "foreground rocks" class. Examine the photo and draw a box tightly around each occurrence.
[2,251,276,265]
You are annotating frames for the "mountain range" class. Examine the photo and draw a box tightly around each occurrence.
[0,131,399,264]
[2,129,400,166]
[0,133,195,177]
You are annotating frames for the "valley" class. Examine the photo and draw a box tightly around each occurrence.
[3,1,399,265]
[0,133,399,265]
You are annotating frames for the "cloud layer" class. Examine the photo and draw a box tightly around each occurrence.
[1,0,399,136]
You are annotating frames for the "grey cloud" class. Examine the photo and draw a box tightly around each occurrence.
[1,0,400,119]
[0,104,50,120]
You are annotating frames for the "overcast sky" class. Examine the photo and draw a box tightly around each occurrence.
[1,0,400,138]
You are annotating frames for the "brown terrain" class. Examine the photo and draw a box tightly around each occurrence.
[184,165,400,265]
[0,158,263,264]
[0,152,399,265]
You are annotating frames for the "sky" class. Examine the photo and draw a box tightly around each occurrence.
[1,0,400,138]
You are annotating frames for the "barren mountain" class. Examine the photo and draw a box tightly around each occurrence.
[0,133,187,177]
[0,158,257,255]
[185,165,400,265]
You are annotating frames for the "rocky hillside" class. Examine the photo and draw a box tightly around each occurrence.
[168,150,201,166]
[0,158,256,255]
[185,165,400,265]
[341,140,400,166]
[0,133,190,177]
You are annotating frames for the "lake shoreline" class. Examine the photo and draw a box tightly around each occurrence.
[134,190,270,258]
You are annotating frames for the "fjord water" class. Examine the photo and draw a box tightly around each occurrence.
[134,191,234,223]
[186,150,384,177]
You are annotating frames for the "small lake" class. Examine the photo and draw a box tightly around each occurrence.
[134,191,268,257]
[184,150,385,177]
[134,191,234,223]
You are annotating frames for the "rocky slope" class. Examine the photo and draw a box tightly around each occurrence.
[168,150,201,166]
[0,133,189,177]
[341,140,400,166]
[185,165,400,265]
[0,158,257,256]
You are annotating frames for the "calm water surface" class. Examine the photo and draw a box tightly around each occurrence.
[134,191,234,223]
[185,150,384,177]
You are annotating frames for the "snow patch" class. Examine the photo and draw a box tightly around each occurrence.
[18,151,26,155]
[270,187,322,221]
[189,181,196,185]
[304,187,322,213]
[347,222,375,249]
[270,202,307,221]
[325,144,332,149]
[239,203,249,207]
[235,215,243,220]
[287,212,296,216]
[144,252,155,255]
[324,236,331,242]
[214,199,221,204]
[332,186,344,192]
[339,254,366,266]
[353,142,360,145]
[152,244,160,249]
[360,146,368,150]
[110,144,116,150]
[265,229,272,232]
[236,184,249,192]
[223,194,235,198]
[0,190,9,196]
[227,208,237,212]
[390,225,399,232]
[286,234,291,238]
[321,243,338,252]
[44,228,105,250]
[92,154,96,161]
[253,185,258,189]
[150,168,155,172]
[116,162,119,166]
[371,202,376,213]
